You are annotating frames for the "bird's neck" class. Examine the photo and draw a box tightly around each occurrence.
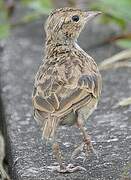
[44,37,76,58]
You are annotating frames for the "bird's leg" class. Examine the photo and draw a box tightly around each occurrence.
[52,142,65,170]
[71,118,98,160]
[80,126,97,157]
[51,142,86,173]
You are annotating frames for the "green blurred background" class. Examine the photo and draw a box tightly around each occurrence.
[0,0,131,49]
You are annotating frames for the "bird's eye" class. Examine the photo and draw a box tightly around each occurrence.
[72,15,79,22]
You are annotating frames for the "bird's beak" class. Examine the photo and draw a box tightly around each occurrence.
[85,11,102,21]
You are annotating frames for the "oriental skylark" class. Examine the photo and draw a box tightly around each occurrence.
[32,7,102,173]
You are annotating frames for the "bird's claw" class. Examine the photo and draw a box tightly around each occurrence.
[47,163,86,173]
[84,143,99,159]
[71,142,99,160]
[71,143,84,160]
[64,164,86,173]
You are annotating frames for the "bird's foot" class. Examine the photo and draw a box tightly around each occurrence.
[71,140,98,160]
[0,165,10,180]
[83,138,98,158]
[48,163,86,173]
[71,143,85,160]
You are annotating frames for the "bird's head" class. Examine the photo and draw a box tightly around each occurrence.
[45,7,101,44]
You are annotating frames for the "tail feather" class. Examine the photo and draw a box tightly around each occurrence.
[34,109,59,141]
[43,115,58,141]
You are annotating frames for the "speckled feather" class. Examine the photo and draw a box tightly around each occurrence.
[32,7,102,141]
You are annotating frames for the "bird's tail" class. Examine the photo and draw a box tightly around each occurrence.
[42,115,59,141]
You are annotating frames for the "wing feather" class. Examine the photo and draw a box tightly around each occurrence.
[32,57,101,116]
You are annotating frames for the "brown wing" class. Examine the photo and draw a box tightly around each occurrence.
[32,57,101,117]
[77,73,102,98]
[32,63,63,113]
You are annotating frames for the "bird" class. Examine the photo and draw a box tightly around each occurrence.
[32,7,102,173]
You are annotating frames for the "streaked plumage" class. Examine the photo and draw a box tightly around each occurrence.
[32,7,102,172]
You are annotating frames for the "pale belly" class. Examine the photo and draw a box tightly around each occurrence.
[60,97,97,126]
